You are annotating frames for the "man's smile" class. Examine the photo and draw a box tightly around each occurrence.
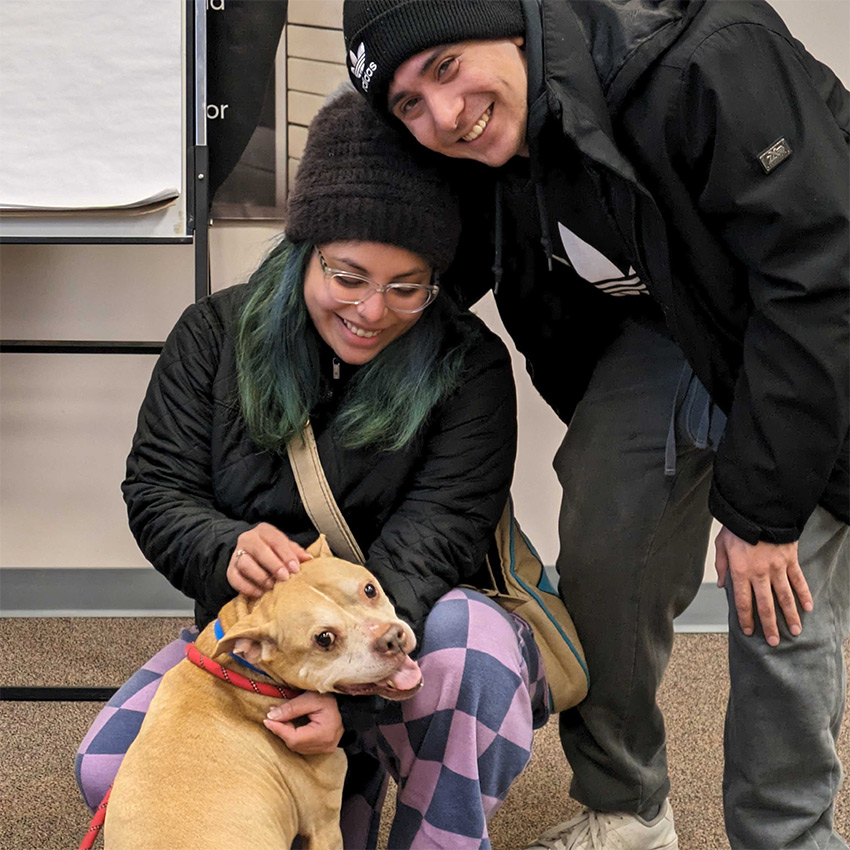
[462,104,493,142]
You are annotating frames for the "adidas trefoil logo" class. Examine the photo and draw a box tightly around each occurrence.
[349,42,377,91]
[349,43,367,78]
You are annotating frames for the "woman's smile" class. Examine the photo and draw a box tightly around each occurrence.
[304,241,429,365]
[339,314,383,340]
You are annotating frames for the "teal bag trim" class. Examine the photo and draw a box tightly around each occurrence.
[506,502,590,687]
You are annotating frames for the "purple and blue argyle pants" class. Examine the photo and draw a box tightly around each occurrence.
[76,588,550,849]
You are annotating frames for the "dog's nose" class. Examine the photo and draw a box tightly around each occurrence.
[374,623,406,654]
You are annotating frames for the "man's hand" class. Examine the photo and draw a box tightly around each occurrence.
[226,523,313,597]
[263,692,344,754]
[715,526,812,646]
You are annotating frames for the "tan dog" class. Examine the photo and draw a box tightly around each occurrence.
[103,536,422,850]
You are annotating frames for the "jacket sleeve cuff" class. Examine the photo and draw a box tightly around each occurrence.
[208,554,238,610]
[708,480,802,545]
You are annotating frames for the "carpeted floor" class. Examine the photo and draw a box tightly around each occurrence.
[0,618,847,849]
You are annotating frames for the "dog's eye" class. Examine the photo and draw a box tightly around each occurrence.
[364,583,377,599]
[315,631,335,649]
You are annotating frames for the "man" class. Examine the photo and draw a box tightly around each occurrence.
[342,1,849,849]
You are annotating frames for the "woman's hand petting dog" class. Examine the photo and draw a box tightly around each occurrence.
[264,692,345,754]
[227,523,314,597]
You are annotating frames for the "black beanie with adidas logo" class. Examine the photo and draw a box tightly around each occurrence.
[343,0,525,119]
[285,89,461,272]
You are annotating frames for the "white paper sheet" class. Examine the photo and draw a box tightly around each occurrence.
[0,0,184,212]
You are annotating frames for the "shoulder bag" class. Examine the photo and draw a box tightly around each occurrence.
[286,422,589,712]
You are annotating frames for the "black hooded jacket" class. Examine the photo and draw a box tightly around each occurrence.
[448,0,849,544]
[122,285,517,633]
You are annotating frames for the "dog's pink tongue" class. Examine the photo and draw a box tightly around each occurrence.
[390,656,422,691]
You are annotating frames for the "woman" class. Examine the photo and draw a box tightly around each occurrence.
[76,90,549,849]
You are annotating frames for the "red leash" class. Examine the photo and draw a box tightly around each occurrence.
[78,786,110,850]
[77,644,301,847]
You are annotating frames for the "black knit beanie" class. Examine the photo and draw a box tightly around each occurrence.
[343,0,525,118]
[285,89,461,272]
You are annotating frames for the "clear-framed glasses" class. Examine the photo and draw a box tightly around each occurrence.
[316,248,439,314]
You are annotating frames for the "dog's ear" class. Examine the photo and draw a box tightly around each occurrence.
[306,534,334,559]
[215,623,278,666]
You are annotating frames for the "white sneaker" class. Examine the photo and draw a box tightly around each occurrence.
[526,799,678,850]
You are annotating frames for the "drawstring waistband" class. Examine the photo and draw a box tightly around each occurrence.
[665,365,691,476]
[695,397,714,450]
[665,363,723,477]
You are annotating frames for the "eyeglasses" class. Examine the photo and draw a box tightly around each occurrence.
[316,248,439,314]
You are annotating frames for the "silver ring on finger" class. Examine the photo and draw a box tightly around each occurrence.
[233,548,247,567]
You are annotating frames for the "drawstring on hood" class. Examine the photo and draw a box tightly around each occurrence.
[534,181,553,273]
[490,0,552,290]
[522,0,554,273]
[492,182,504,294]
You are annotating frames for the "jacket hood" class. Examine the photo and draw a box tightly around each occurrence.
[526,0,703,174]
[512,0,701,280]
[570,0,703,110]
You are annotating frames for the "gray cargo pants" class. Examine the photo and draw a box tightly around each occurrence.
[554,318,849,848]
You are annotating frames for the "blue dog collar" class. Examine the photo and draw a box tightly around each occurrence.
[213,618,273,679]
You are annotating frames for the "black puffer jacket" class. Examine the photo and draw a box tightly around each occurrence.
[449,0,848,544]
[122,285,517,633]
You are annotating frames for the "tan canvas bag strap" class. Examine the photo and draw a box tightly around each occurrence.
[286,422,365,565]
